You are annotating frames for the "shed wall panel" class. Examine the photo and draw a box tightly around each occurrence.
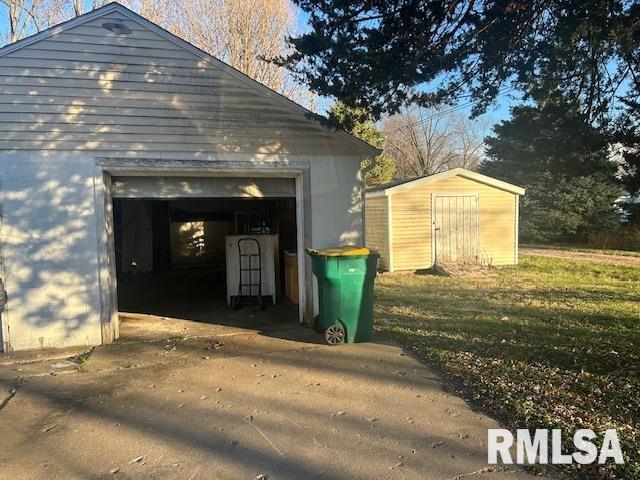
[388,175,518,271]
[364,196,389,270]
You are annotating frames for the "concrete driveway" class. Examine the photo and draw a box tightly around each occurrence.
[0,322,537,480]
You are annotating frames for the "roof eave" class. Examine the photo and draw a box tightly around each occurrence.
[0,3,121,58]
[365,189,388,197]
[366,168,525,196]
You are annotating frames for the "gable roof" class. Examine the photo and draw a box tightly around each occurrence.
[366,176,418,192]
[0,2,379,156]
[366,168,525,196]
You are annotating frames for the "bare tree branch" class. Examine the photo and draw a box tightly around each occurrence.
[137,0,307,102]
[0,0,308,105]
[384,106,487,178]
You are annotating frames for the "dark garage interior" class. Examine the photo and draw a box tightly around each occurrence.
[112,197,299,333]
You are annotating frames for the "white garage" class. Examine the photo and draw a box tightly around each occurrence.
[0,3,377,351]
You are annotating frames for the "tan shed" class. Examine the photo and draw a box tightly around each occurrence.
[365,168,525,271]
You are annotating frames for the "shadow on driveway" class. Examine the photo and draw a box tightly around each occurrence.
[0,323,542,480]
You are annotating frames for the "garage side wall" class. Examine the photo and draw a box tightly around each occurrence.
[389,175,518,270]
[364,196,390,270]
[389,188,431,271]
[309,157,365,317]
[309,157,363,248]
[0,152,104,351]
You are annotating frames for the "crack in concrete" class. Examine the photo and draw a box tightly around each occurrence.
[0,341,324,382]
[446,465,518,480]
[83,343,325,376]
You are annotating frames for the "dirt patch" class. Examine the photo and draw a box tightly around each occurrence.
[521,247,640,266]
[421,264,499,277]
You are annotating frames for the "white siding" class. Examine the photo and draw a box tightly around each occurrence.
[0,12,364,156]
[0,152,103,350]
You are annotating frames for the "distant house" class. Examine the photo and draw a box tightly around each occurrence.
[365,168,524,271]
[0,3,377,351]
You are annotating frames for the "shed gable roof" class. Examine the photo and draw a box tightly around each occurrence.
[366,168,525,196]
[0,2,378,156]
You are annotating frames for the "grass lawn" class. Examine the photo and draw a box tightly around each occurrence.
[374,255,639,479]
[522,244,640,258]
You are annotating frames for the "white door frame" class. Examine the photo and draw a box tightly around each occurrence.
[95,158,312,343]
[0,211,9,352]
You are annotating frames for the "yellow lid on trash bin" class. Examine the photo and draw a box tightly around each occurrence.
[306,246,372,256]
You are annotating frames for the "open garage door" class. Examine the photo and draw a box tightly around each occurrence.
[111,176,295,199]
[109,175,302,342]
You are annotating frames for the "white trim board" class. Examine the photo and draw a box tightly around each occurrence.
[515,195,520,264]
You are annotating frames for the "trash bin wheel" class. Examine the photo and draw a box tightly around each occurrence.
[325,324,345,345]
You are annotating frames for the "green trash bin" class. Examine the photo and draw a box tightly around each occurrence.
[307,246,379,345]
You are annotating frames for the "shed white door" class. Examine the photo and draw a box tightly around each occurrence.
[433,195,479,264]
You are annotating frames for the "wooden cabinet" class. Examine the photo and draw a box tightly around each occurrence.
[283,251,298,304]
[225,234,279,305]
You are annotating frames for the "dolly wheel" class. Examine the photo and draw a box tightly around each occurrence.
[325,324,345,345]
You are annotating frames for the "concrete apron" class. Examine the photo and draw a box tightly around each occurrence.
[0,323,540,480]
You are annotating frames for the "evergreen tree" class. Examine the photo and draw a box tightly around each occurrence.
[282,0,639,126]
[481,97,622,241]
[328,101,396,186]
[612,99,640,223]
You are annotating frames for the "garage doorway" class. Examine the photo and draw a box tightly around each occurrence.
[107,175,304,342]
